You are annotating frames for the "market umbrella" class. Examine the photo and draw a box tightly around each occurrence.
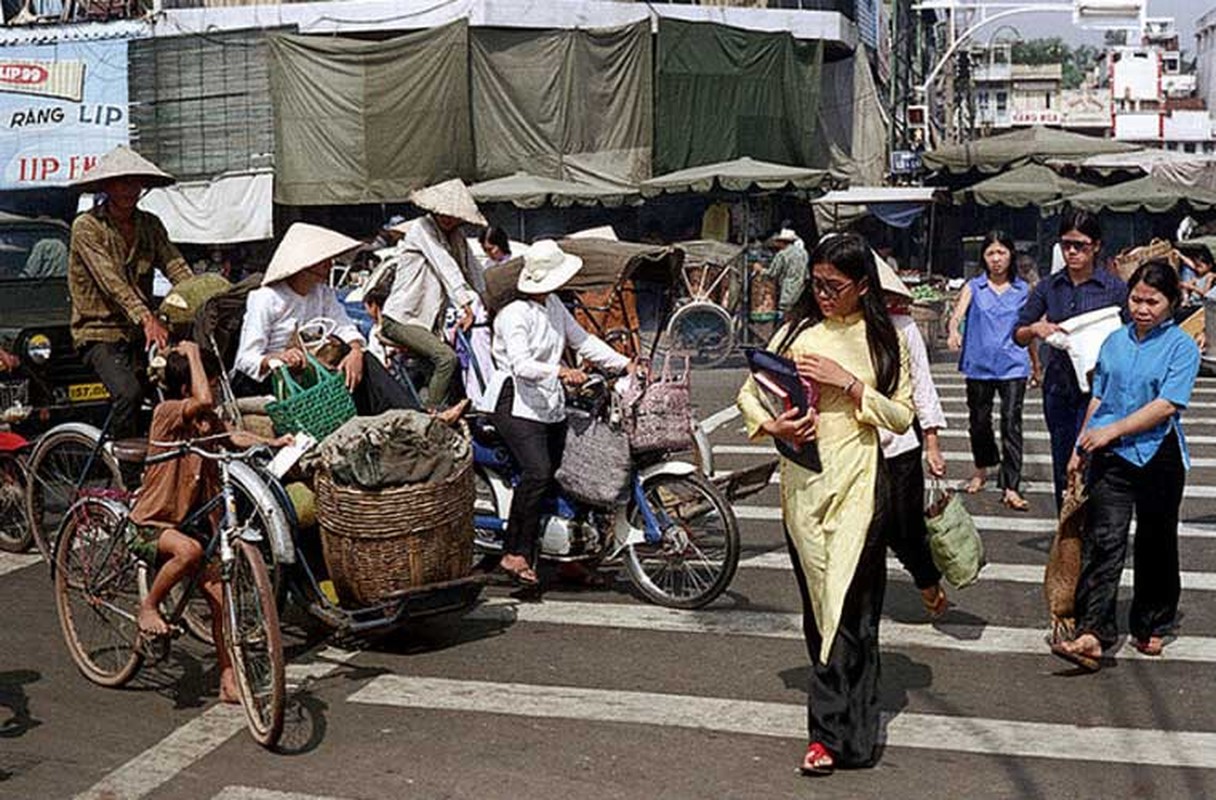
[468,171,637,208]
[638,156,828,197]
[923,126,1139,175]
[956,163,1093,208]
[1049,173,1216,215]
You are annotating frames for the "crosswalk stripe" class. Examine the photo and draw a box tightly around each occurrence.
[939,410,1216,427]
[0,552,40,578]
[212,789,350,800]
[932,380,1216,396]
[732,550,1216,592]
[936,395,1216,408]
[74,648,361,800]
[465,598,1216,663]
[714,444,1216,468]
[732,505,1216,539]
[348,674,1216,770]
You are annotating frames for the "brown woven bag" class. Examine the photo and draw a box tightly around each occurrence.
[1044,471,1088,644]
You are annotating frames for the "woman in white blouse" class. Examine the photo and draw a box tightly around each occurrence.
[481,240,633,585]
[234,222,433,418]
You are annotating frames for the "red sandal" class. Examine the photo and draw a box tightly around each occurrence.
[799,742,835,776]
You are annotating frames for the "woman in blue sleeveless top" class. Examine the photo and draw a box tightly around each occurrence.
[946,230,1032,511]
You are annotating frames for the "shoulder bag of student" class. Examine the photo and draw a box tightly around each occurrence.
[925,479,985,589]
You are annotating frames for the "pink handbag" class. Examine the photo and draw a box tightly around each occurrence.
[623,354,693,453]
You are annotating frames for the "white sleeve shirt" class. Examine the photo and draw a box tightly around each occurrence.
[234,283,366,382]
[480,295,630,422]
[881,314,947,459]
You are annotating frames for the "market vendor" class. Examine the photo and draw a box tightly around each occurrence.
[753,228,808,315]
[380,179,486,410]
[68,145,194,439]
[233,222,461,422]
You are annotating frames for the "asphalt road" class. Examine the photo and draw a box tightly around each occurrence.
[4,357,1216,800]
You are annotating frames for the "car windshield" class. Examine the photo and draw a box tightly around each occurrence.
[0,224,69,281]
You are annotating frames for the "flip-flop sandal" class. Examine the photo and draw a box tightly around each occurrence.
[964,477,986,494]
[1050,641,1101,672]
[497,563,539,587]
[1133,637,1165,656]
[799,743,835,776]
[1002,493,1030,512]
[921,586,948,619]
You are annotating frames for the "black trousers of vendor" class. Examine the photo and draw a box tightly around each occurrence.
[783,479,890,768]
[493,381,567,560]
[232,353,417,416]
[965,378,1026,492]
[884,445,942,590]
[1075,431,1185,647]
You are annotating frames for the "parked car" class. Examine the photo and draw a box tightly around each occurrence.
[0,212,110,432]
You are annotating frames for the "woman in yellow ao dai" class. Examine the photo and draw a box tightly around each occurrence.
[737,233,914,776]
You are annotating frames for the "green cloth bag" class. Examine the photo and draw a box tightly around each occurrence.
[925,482,985,589]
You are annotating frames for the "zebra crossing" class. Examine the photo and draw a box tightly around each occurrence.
[8,361,1216,798]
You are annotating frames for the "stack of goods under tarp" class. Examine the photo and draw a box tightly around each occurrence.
[313,410,473,605]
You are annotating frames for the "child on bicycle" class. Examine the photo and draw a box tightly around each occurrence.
[130,340,290,703]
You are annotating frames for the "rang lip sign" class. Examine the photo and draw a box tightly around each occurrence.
[0,60,84,103]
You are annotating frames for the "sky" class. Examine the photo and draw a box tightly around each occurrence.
[1001,0,1206,54]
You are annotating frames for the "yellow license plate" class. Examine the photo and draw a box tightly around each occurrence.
[68,382,109,403]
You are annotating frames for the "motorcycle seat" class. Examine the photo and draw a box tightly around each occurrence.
[467,413,505,447]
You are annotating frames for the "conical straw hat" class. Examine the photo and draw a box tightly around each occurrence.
[408,179,487,227]
[262,223,362,286]
[73,145,175,191]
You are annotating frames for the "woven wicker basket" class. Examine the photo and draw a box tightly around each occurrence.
[314,453,474,606]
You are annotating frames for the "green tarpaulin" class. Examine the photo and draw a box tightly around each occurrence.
[639,156,826,197]
[267,22,474,206]
[1051,173,1216,214]
[924,126,1138,175]
[957,163,1093,208]
[469,172,637,208]
[470,23,652,186]
[655,19,824,175]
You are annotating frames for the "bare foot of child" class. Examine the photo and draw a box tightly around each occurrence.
[137,603,170,638]
[219,669,241,704]
[436,399,469,425]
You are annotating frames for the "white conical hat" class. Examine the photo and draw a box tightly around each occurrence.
[262,223,362,286]
[874,252,912,299]
[408,178,487,227]
[73,145,175,191]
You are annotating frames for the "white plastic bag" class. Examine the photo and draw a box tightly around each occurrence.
[1046,306,1122,393]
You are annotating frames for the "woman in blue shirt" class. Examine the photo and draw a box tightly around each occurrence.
[1053,261,1200,671]
[947,230,1032,511]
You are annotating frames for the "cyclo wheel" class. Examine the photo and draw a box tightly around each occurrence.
[54,496,144,687]
[0,453,31,553]
[26,427,123,562]
[665,301,735,369]
[223,540,285,748]
[622,470,740,609]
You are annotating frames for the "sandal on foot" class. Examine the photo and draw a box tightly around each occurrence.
[498,563,539,587]
[921,584,948,619]
[1001,492,1030,512]
[1133,636,1165,656]
[799,742,835,776]
[1050,641,1101,672]
[964,475,986,494]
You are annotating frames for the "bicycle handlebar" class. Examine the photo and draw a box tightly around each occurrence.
[144,437,272,466]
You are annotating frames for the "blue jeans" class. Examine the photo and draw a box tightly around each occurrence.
[1043,390,1089,512]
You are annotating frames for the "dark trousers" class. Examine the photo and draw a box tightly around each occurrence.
[493,382,566,560]
[1075,432,1184,647]
[231,353,418,416]
[1043,390,1089,511]
[884,447,941,589]
[784,468,889,768]
[965,378,1026,493]
[82,340,146,440]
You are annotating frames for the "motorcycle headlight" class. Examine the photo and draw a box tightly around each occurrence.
[25,333,51,365]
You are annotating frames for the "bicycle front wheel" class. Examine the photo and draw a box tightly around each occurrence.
[26,428,123,562]
[223,540,285,748]
[622,471,740,609]
[0,454,30,553]
[54,497,143,687]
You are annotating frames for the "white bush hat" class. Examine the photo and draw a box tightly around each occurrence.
[774,228,799,242]
[262,222,362,286]
[408,178,488,227]
[73,145,174,192]
[874,251,912,300]
[517,239,584,295]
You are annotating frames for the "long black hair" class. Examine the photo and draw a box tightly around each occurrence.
[777,232,901,397]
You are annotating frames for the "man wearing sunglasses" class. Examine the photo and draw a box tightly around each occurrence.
[1013,209,1127,510]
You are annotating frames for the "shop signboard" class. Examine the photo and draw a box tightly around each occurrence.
[1011,109,1062,126]
[0,39,129,190]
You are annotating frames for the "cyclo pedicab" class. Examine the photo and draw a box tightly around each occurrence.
[471,236,773,608]
[28,270,486,749]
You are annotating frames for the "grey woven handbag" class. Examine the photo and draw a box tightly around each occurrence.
[555,408,632,508]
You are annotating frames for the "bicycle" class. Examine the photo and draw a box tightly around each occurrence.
[52,438,286,747]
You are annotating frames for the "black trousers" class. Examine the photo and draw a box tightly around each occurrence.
[231,353,417,416]
[884,447,941,590]
[82,340,147,440]
[1043,389,1090,512]
[493,382,566,560]
[784,467,889,768]
[1075,432,1185,646]
[965,378,1026,492]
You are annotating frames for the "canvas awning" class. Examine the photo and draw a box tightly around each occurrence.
[955,163,1092,208]
[813,187,943,205]
[468,172,637,208]
[1049,148,1216,177]
[923,126,1138,175]
[639,157,827,197]
[1050,173,1216,214]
